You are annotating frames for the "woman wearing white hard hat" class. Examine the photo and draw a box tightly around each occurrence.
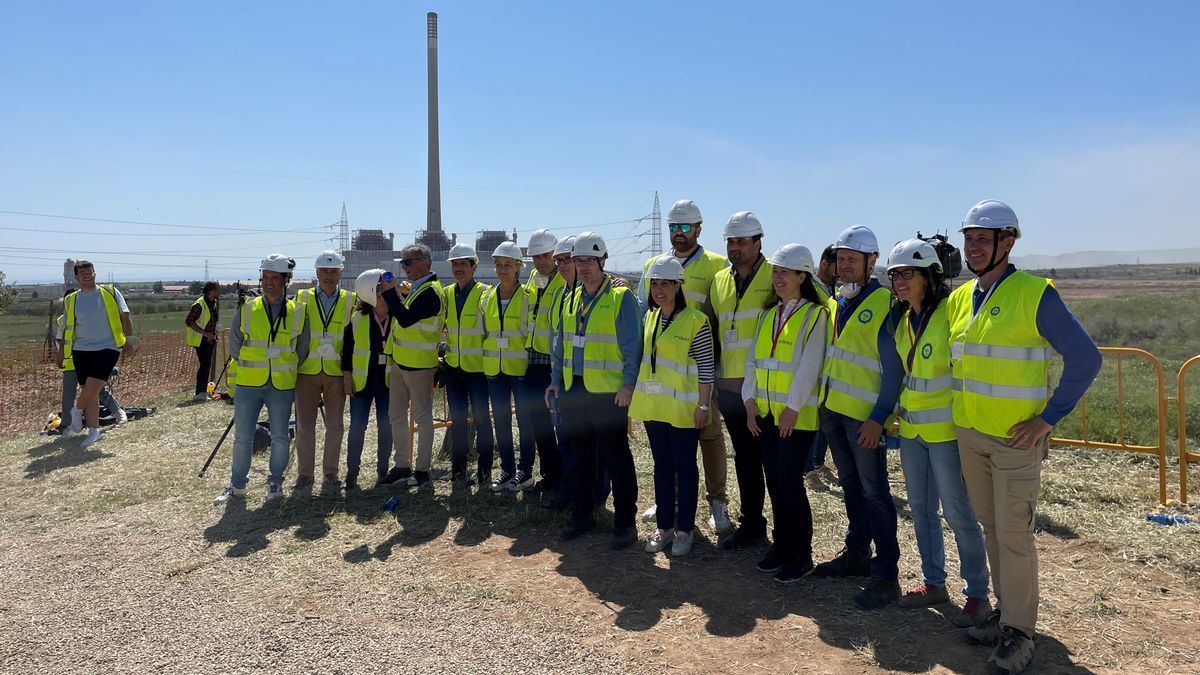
[339,269,394,491]
[741,244,828,583]
[885,239,990,624]
[482,242,536,492]
[628,256,715,557]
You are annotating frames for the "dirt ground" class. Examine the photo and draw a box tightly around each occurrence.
[2,394,1199,674]
[1049,278,1200,301]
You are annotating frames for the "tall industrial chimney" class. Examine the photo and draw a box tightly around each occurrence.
[426,12,442,233]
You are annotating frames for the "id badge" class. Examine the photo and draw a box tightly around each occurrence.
[377,354,387,365]
[760,357,780,370]
[724,328,739,345]
[643,380,663,395]
[572,334,587,348]
[267,347,282,359]
[495,337,509,349]
[950,341,964,360]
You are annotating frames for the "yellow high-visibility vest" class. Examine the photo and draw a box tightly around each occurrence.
[642,248,728,309]
[296,288,355,376]
[350,312,392,392]
[185,296,212,348]
[629,306,709,428]
[710,260,774,380]
[443,281,489,373]
[63,285,127,362]
[235,295,299,390]
[896,302,956,442]
[821,286,892,422]
[562,279,630,393]
[753,300,825,429]
[524,270,566,355]
[482,286,530,377]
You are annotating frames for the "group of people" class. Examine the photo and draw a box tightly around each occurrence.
[198,197,1098,675]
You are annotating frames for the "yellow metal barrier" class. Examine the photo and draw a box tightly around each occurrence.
[1051,347,1170,506]
[1177,355,1200,504]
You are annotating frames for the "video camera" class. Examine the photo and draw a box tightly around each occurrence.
[235,282,260,307]
[916,231,962,280]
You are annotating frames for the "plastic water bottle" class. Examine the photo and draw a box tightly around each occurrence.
[1145,513,1192,526]
[382,496,400,512]
[382,271,394,282]
[548,391,561,427]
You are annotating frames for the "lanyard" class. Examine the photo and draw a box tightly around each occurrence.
[498,287,520,335]
[372,312,390,341]
[648,306,679,374]
[314,291,339,333]
[770,300,805,358]
[676,247,701,269]
[905,306,935,371]
[265,299,287,343]
[575,277,611,335]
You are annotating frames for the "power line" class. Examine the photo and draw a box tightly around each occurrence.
[0,239,333,258]
[0,209,331,234]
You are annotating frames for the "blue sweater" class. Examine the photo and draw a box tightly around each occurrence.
[551,279,644,388]
[834,280,904,426]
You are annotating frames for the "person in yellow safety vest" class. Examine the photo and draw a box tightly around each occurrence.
[377,243,444,487]
[884,239,991,627]
[635,199,733,535]
[547,231,644,550]
[813,225,905,611]
[339,269,394,492]
[951,200,1100,675]
[629,256,714,557]
[62,260,134,449]
[803,244,839,492]
[704,211,776,551]
[741,244,829,584]
[441,242,496,488]
[214,253,307,505]
[54,288,125,434]
[291,250,356,495]
[185,281,221,402]
[519,229,566,495]
[481,241,536,492]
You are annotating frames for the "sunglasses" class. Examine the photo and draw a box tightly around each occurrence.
[400,258,415,267]
[887,268,919,281]
[668,223,695,234]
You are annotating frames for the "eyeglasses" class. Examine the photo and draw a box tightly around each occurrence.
[573,256,599,266]
[400,259,415,267]
[554,256,573,266]
[887,268,918,281]
[668,223,695,234]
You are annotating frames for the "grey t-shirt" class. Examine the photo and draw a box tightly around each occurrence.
[72,287,129,351]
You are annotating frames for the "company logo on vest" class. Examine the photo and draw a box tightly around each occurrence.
[857,309,873,323]
[990,306,1001,316]
[921,343,933,358]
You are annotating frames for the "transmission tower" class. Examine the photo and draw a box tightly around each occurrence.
[649,192,662,257]
[337,202,350,254]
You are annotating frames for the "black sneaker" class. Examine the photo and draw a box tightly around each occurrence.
[508,469,535,492]
[490,470,514,492]
[559,519,595,541]
[854,577,901,609]
[774,560,815,585]
[755,547,783,573]
[965,609,1004,646]
[378,466,412,485]
[813,547,872,577]
[718,523,767,551]
[406,471,431,487]
[344,475,360,491]
[609,526,636,551]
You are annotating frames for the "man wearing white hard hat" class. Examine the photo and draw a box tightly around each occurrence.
[292,250,355,495]
[339,269,394,491]
[951,200,1100,674]
[548,231,644,549]
[520,229,565,495]
[813,225,905,611]
[214,254,306,505]
[636,199,733,535]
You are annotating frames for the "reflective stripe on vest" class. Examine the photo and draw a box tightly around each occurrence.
[896,303,956,442]
[821,286,892,422]
[235,296,299,390]
[389,279,443,369]
[63,285,127,362]
[482,286,530,377]
[297,288,354,376]
[947,270,1054,437]
[186,296,212,347]
[628,306,708,428]
[350,312,390,391]
[562,281,630,393]
[753,300,824,429]
[709,260,774,380]
[444,281,489,372]
[524,270,566,355]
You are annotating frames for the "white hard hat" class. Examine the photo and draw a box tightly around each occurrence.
[723,211,763,239]
[526,229,558,256]
[667,199,703,225]
[961,199,1021,239]
[447,243,478,261]
[645,255,685,282]
[260,253,295,274]
[887,239,941,272]
[314,250,344,270]
[492,241,524,261]
[769,244,815,274]
[833,225,879,254]
[553,235,577,256]
[572,231,608,259]
[354,269,385,307]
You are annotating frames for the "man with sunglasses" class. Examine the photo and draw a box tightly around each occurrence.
[636,199,733,535]
[378,244,444,487]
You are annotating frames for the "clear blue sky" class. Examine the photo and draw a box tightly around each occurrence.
[2,1,1198,283]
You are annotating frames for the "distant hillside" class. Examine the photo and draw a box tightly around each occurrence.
[1014,247,1200,269]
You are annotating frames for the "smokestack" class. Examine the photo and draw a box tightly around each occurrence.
[426,12,442,233]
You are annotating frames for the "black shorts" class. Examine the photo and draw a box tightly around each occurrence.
[73,349,121,383]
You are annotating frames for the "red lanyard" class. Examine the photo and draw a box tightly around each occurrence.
[770,300,805,358]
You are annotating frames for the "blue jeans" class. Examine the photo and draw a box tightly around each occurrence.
[644,421,700,533]
[803,429,829,474]
[899,435,990,599]
[820,407,900,580]
[489,374,535,475]
[347,376,391,480]
[61,370,120,422]
[231,384,294,490]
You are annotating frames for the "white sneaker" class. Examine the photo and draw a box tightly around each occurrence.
[645,528,673,553]
[671,530,694,556]
[708,500,734,534]
[264,484,285,503]
[69,406,83,433]
[192,393,208,402]
[80,428,102,448]
[213,485,247,504]
[115,408,128,424]
[642,504,658,522]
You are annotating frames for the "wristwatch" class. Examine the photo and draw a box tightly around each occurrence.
[697,404,710,411]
